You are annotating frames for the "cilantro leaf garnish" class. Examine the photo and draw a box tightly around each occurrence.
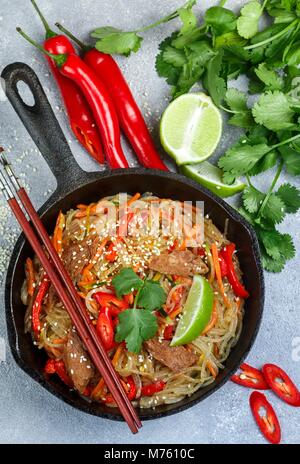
[237,1,265,40]
[115,309,158,353]
[112,268,167,352]
[276,183,300,213]
[112,268,143,298]
[137,280,167,312]
[225,88,254,128]
[252,91,295,131]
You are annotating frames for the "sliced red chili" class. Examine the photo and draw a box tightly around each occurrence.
[96,307,115,351]
[32,275,50,337]
[44,359,72,387]
[141,380,166,397]
[262,364,300,407]
[231,363,270,390]
[105,376,136,404]
[163,325,174,341]
[123,293,134,306]
[249,391,281,444]
[220,243,249,299]
[94,292,128,316]
[105,242,118,262]
[219,254,228,278]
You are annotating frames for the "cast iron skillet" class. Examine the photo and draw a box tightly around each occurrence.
[2,62,264,421]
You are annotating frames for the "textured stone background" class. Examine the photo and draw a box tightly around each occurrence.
[0,0,299,444]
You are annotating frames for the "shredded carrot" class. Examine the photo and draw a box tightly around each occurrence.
[25,257,35,297]
[77,292,86,299]
[201,300,218,335]
[169,306,183,320]
[81,237,109,279]
[213,344,219,358]
[91,378,105,399]
[112,344,123,367]
[205,244,215,283]
[207,361,218,378]
[75,203,97,218]
[127,192,141,207]
[76,204,88,210]
[53,211,65,256]
[91,345,123,399]
[51,337,67,345]
[211,243,230,309]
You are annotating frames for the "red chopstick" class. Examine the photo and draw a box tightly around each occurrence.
[0,165,141,433]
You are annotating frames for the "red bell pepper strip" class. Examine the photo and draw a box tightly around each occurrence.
[32,275,50,337]
[163,325,174,340]
[219,254,228,278]
[96,307,115,351]
[249,391,281,444]
[18,29,129,170]
[231,363,270,390]
[220,243,249,299]
[55,25,168,171]
[118,212,135,237]
[31,1,104,164]
[262,364,300,407]
[44,358,72,387]
[141,380,166,397]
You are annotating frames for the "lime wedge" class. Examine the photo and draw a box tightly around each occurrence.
[170,275,214,347]
[160,93,222,165]
[181,161,245,198]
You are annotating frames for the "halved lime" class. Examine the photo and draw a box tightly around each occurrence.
[160,93,222,165]
[181,161,245,198]
[170,275,214,347]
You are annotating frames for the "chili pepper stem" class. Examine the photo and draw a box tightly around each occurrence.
[31,0,57,39]
[55,23,90,52]
[16,27,67,67]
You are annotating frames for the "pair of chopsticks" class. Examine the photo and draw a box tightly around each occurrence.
[0,151,141,433]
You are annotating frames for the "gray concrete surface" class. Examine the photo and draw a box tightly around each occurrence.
[0,0,299,444]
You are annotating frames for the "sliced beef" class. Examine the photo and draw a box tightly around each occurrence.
[145,339,197,373]
[62,237,98,281]
[63,331,95,393]
[149,250,208,276]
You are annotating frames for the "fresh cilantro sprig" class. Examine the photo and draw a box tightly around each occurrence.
[240,166,300,272]
[112,268,166,353]
[91,1,300,272]
[91,0,197,56]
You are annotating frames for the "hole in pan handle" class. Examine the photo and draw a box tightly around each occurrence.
[1,62,96,192]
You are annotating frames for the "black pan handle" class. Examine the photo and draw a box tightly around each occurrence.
[1,62,93,189]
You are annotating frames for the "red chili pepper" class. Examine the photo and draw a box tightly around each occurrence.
[163,325,174,340]
[105,242,118,262]
[94,292,128,316]
[220,243,249,299]
[31,1,104,163]
[105,376,136,403]
[18,29,128,169]
[231,363,270,390]
[32,275,50,337]
[197,247,206,258]
[55,25,168,171]
[249,391,281,444]
[219,254,228,278]
[44,359,72,387]
[96,307,115,351]
[141,380,166,397]
[262,364,300,407]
